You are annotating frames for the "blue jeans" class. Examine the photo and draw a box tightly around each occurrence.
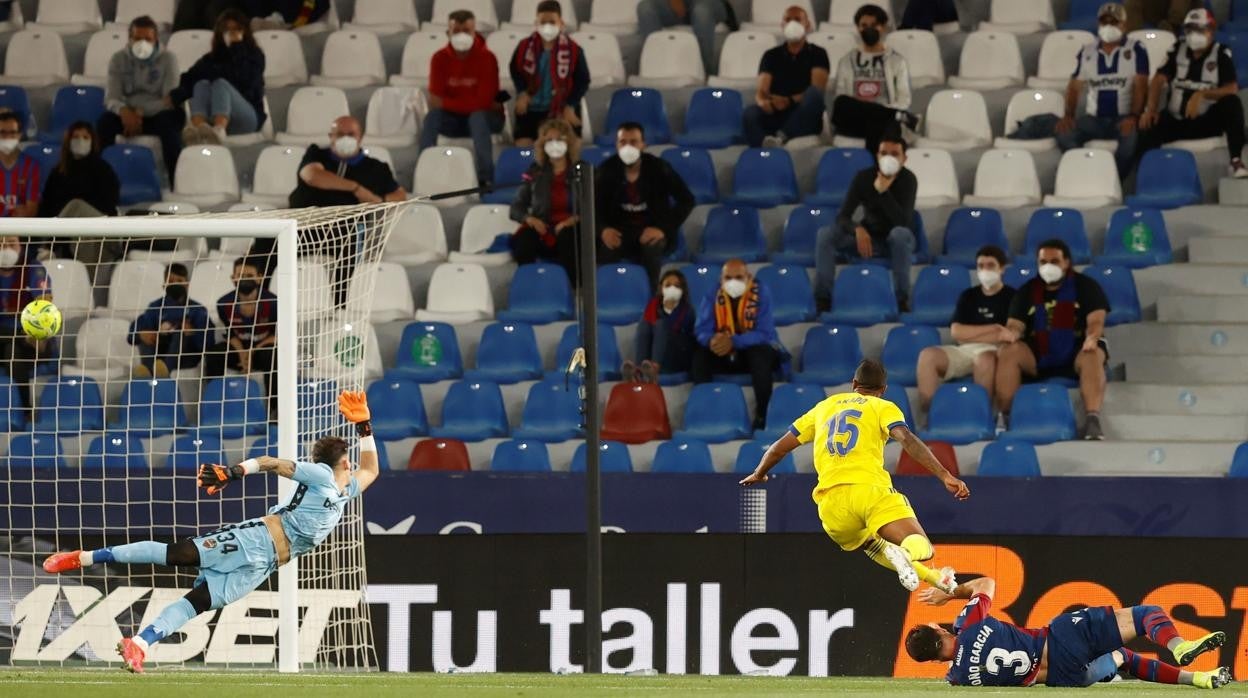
[190,78,259,134]
[1055,114,1137,176]
[742,86,826,147]
[816,223,915,305]
[419,108,505,184]
[636,0,727,75]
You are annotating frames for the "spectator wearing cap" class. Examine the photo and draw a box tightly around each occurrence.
[742,5,829,148]
[1123,0,1203,33]
[509,0,589,147]
[830,4,918,154]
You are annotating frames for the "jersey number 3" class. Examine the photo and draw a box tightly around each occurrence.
[985,648,1032,677]
[825,409,863,456]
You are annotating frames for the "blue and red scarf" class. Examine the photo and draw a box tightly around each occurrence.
[1031,273,1078,369]
[513,32,578,116]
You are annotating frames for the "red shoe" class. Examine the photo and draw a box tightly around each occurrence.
[116,637,146,674]
[42,551,83,574]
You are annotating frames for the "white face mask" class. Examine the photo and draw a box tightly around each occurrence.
[1097,25,1123,43]
[450,32,475,52]
[722,279,747,299]
[878,154,901,176]
[977,269,1001,289]
[661,285,683,303]
[0,247,18,267]
[131,39,155,60]
[69,138,92,158]
[0,139,20,155]
[782,20,806,41]
[1187,31,1210,51]
[224,31,243,46]
[538,22,561,42]
[1038,262,1065,284]
[333,135,360,158]
[543,138,567,160]
[618,144,641,166]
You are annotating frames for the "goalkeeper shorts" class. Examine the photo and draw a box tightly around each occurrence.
[192,518,279,608]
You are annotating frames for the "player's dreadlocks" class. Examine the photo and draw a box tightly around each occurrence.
[905,624,944,662]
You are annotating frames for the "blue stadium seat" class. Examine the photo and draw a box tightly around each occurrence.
[22,143,58,183]
[513,380,584,441]
[805,147,874,206]
[246,424,280,459]
[430,380,509,441]
[597,263,652,324]
[1059,0,1101,30]
[798,325,862,385]
[921,384,995,445]
[110,378,187,435]
[822,265,898,326]
[387,322,464,382]
[1023,208,1090,264]
[772,206,835,266]
[82,432,148,469]
[755,264,815,324]
[571,440,633,472]
[762,383,824,440]
[41,86,105,144]
[465,322,543,383]
[498,263,573,324]
[676,382,752,442]
[198,377,267,439]
[696,206,766,263]
[485,147,534,203]
[34,376,104,432]
[733,440,797,474]
[1005,384,1077,443]
[491,439,553,472]
[1084,265,1141,326]
[1228,2,1248,31]
[902,265,970,326]
[552,323,622,381]
[1230,442,1248,477]
[103,144,161,206]
[1126,149,1201,210]
[0,374,26,431]
[297,380,338,440]
[977,439,1042,477]
[881,325,941,387]
[681,263,722,306]
[665,227,690,264]
[661,147,718,204]
[652,438,715,473]
[595,88,670,146]
[580,145,613,166]
[1003,263,1036,288]
[939,208,1009,268]
[725,148,799,207]
[1096,207,1173,268]
[675,88,744,148]
[883,383,914,429]
[8,433,65,469]
[0,86,32,137]
[366,378,429,440]
[166,431,227,471]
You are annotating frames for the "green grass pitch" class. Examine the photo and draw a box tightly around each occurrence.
[0,671,1242,697]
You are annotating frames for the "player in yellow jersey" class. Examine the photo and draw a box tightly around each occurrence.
[741,359,970,593]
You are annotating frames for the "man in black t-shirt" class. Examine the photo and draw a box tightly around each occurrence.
[288,116,407,208]
[997,239,1111,440]
[742,6,829,148]
[916,245,1015,420]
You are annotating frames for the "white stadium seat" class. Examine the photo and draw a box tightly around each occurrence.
[112,0,175,28]
[143,202,200,214]
[572,32,626,87]
[414,146,478,207]
[347,262,414,323]
[391,32,446,87]
[293,0,341,35]
[214,233,257,259]
[948,31,1024,90]
[581,0,641,35]
[963,149,1041,209]
[826,0,892,28]
[428,0,499,31]
[907,148,960,208]
[1044,148,1122,210]
[1129,29,1175,77]
[273,260,333,319]
[415,263,495,324]
[708,32,778,90]
[32,0,102,34]
[504,0,579,31]
[916,89,992,152]
[808,30,860,69]
[170,146,240,207]
[66,317,133,382]
[311,30,387,88]
[995,89,1063,151]
[72,29,127,86]
[449,204,515,266]
[364,87,424,147]
[104,260,166,319]
[740,0,813,32]
[383,203,448,265]
[345,0,419,35]
[889,30,944,88]
[1028,30,1095,89]
[256,30,309,88]
[127,237,210,264]
[189,258,236,325]
[980,0,1054,34]
[44,258,93,320]
[166,30,212,74]
[220,96,275,147]
[311,317,383,381]
[486,30,526,81]
[243,145,306,208]
[629,31,705,88]
[4,31,69,87]
[277,87,349,146]
[360,145,393,171]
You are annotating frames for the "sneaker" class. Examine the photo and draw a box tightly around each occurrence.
[640,360,660,385]
[42,550,83,574]
[1174,631,1227,666]
[116,637,146,674]
[995,412,1010,436]
[1083,413,1104,441]
[934,566,958,595]
[762,133,785,149]
[1193,666,1233,689]
[882,542,920,591]
[1232,158,1248,179]
[620,360,637,383]
[200,123,221,145]
[212,125,227,143]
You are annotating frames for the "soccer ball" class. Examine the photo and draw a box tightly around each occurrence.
[21,299,62,341]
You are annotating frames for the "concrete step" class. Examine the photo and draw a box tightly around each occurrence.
[1218,176,1248,206]
[1108,323,1248,356]
[1030,440,1238,477]
[1189,237,1248,264]
[1133,264,1248,301]
[1123,355,1248,384]
[1101,383,1248,415]
[1101,414,1248,442]
[1156,295,1248,323]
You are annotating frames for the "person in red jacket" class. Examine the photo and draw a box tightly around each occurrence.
[419,9,506,187]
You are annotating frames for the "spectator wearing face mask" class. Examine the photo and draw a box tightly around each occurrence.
[830,4,917,154]
[97,15,184,181]
[205,255,278,409]
[627,269,697,384]
[171,8,267,145]
[743,6,829,148]
[128,263,211,379]
[288,116,407,208]
[0,111,40,218]
[0,236,55,414]
[38,122,120,218]
[509,118,582,284]
[509,0,589,148]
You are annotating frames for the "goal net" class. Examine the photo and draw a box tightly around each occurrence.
[1,202,410,671]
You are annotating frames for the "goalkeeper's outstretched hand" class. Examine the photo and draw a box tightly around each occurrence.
[198,463,241,495]
[339,390,370,423]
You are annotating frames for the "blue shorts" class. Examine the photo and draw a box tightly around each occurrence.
[192,518,278,609]
[1045,606,1124,687]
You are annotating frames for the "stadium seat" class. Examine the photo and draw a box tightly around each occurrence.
[41,258,90,321]
[1059,0,1101,30]
[431,380,509,441]
[1005,383,1077,443]
[708,31,777,89]
[948,31,1024,90]
[676,382,752,442]
[903,265,970,326]
[595,88,671,146]
[896,440,959,476]
[102,144,161,206]
[310,317,384,382]
[514,380,584,441]
[1130,29,1175,77]
[1045,149,1122,209]
[32,0,101,33]
[198,377,266,439]
[497,263,574,324]
[1096,207,1172,267]
[64,318,132,383]
[760,382,824,440]
[166,431,226,471]
[1126,149,1202,209]
[661,148,718,204]
[466,322,543,383]
[276,87,349,146]
[408,438,472,471]
[1003,263,1036,288]
[823,265,898,326]
[391,31,445,87]
[940,208,1010,267]
[83,432,147,469]
[805,147,873,206]
[827,0,894,27]
[34,376,104,432]
[675,88,743,148]
[883,383,914,428]
[908,148,961,207]
[808,29,859,66]
[362,379,428,442]
[251,30,308,87]
[734,439,797,474]
[416,263,494,324]
[3,30,69,87]
[491,439,553,472]
[346,0,420,34]
[652,438,715,473]
[1229,442,1248,477]
[170,146,240,206]
[553,323,623,381]
[917,90,993,151]
[72,28,126,86]
[1023,208,1091,264]
[363,86,422,148]
[697,206,767,263]
[873,29,939,87]
[981,0,1054,33]
[995,89,1064,150]
[571,441,634,472]
[0,374,25,431]
[110,378,186,435]
[681,263,722,307]
[1,87,34,138]
[630,30,705,88]
[772,206,834,266]
[963,149,1041,209]
[241,144,305,207]
[41,86,104,143]
[450,204,513,266]
[1028,31,1095,88]
[167,29,212,76]
[755,264,815,324]
[388,322,463,382]
[582,0,640,34]
[881,325,941,387]
[601,382,672,443]
[428,0,498,30]
[580,145,612,166]
[977,439,1042,477]
[597,263,652,325]
[485,147,534,204]
[570,31,625,87]
[23,143,57,179]
[271,259,333,319]
[921,383,994,444]
[108,0,171,28]
[726,148,798,207]
[414,146,478,206]
[105,259,165,318]
[9,433,66,469]
[384,204,448,265]
[797,325,861,384]
[1085,265,1141,326]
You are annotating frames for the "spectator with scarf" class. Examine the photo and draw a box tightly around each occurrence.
[692,259,779,429]
[627,270,696,383]
[509,118,581,283]
[997,239,1110,440]
[0,236,55,415]
[509,0,589,147]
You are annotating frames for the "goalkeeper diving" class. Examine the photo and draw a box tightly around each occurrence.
[42,390,380,674]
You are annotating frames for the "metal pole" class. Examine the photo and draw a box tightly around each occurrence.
[575,159,602,674]
[275,221,300,673]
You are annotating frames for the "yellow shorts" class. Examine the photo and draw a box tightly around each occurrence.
[813,483,918,551]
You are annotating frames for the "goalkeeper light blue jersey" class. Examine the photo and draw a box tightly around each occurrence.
[268,461,360,559]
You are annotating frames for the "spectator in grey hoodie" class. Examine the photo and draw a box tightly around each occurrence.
[97,15,185,181]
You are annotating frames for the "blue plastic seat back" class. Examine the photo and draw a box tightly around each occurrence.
[83,431,148,469]
[774,206,835,266]
[922,383,995,445]
[499,263,573,324]
[1006,383,1077,443]
[734,440,797,474]
[1084,265,1140,326]
[806,147,874,206]
[596,263,652,324]
[554,323,622,381]
[1098,207,1173,267]
[1003,263,1036,288]
[676,87,744,148]
[755,264,815,324]
[366,378,429,440]
[680,263,722,306]
[433,380,509,441]
[652,438,715,473]
[484,146,535,203]
[881,325,942,387]
[677,382,752,442]
[491,439,553,472]
[661,147,718,204]
[0,373,26,431]
[596,88,670,146]
[1023,208,1090,263]
[1230,442,1248,477]
[515,380,584,441]
[167,432,227,471]
[799,325,862,384]
[198,377,267,439]
[389,322,464,382]
[44,86,105,141]
[35,376,104,432]
[728,148,798,207]
[940,208,1009,267]
[580,145,613,166]
[904,265,970,326]
[825,264,898,326]
[978,439,1042,477]
[246,424,280,459]
[8,433,65,469]
[1126,148,1202,209]
[112,378,186,434]
[571,440,634,472]
[882,383,914,429]
[1059,0,1101,29]
[103,144,162,205]
[762,383,825,439]
[22,143,58,183]
[697,205,766,263]
[0,85,32,136]
[468,322,544,383]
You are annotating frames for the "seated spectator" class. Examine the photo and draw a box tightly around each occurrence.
[509,0,589,147]
[1140,9,1248,178]
[594,122,695,289]
[915,245,1015,420]
[0,236,55,413]
[1124,0,1202,33]
[693,259,778,429]
[637,0,734,76]
[743,5,829,148]
[128,263,211,378]
[1056,4,1147,176]
[205,255,277,409]
[509,118,581,283]
[997,239,1110,440]
[831,4,918,154]
[815,125,916,312]
[97,15,185,181]
[39,122,120,218]
[288,116,407,208]
[420,10,506,186]
[0,111,40,218]
[627,269,696,383]
[171,9,267,145]
[246,0,331,30]
[899,0,958,30]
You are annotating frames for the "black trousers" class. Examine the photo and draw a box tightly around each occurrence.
[98,108,187,182]
[597,227,666,290]
[1140,95,1247,161]
[511,225,580,286]
[832,95,904,155]
[3,335,42,416]
[691,343,777,423]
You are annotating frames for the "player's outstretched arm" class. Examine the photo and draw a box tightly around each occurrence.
[740,432,800,486]
[920,576,996,607]
[197,456,295,495]
[340,390,380,493]
[889,425,970,501]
